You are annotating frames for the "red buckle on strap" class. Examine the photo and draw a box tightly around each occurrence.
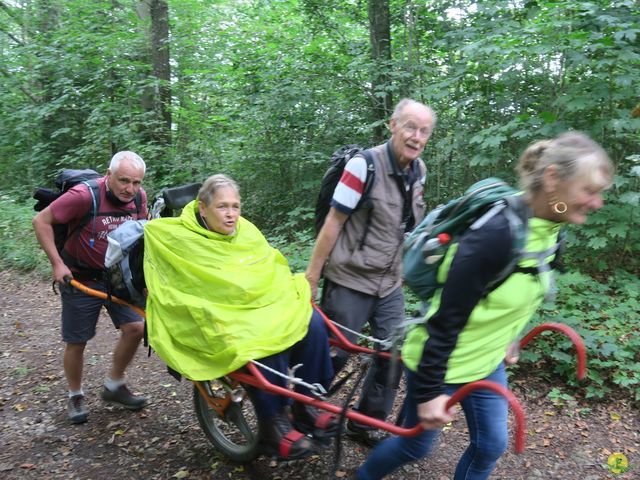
[315,412,334,429]
[279,429,305,458]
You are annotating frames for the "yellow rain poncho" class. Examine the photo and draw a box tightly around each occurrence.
[143,200,312,380]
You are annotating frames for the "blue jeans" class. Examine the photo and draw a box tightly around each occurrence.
[357,363,508,480]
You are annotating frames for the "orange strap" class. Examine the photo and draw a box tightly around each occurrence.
[68,279,146,318]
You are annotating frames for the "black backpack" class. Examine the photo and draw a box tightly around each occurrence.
[33,169,102,255]
[314,145,375,236]
[32,168,142,263]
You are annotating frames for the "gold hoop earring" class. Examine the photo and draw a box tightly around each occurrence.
[552,202,568,214]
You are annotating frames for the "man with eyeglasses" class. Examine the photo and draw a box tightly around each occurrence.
[306,98,436,446]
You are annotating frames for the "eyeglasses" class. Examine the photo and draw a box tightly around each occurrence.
[401,122,432,138]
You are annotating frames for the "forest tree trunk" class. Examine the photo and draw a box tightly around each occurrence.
[368,0,392,143]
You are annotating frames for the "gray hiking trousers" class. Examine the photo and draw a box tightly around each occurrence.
[321,280,404,426]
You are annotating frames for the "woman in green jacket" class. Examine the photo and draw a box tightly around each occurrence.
[355,131,614,479]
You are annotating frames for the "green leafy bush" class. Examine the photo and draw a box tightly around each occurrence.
[0,195,49,275]
[266,206,316,274]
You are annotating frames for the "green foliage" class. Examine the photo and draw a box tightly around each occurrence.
[13,366,35,377]
[520,270,640,401]
[404,288,425,319]
[0,0,170,199]
[2,0,639,236]
[266,206,316,273]
[413,0,640,208]
[0,196,49,275]
[547,387,577,409]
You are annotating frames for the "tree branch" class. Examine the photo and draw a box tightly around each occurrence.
[0,0,22,23]
[0,66,39,104]
[0,24,24,46]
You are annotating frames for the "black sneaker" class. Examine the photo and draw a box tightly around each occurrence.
[67,394,88,424]
[101,385,147,411]
[345,420,388,448]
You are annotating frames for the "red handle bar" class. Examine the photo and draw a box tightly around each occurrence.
[519,322,587,380]
[313,302,393,359]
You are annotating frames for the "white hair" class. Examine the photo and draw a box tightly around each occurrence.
[109,151,146,174]
[198,174,240,206]
[391,98,437,125]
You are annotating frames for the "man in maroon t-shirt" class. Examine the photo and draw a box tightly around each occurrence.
[33,151,149,424]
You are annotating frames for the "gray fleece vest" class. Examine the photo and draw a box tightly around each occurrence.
[323,142,426,297]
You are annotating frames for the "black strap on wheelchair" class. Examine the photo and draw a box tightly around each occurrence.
[330,354,372,477]
[143,320,155,359]
[326,370,356,396]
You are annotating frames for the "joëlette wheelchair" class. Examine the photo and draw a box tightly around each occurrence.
[67,182,587,463]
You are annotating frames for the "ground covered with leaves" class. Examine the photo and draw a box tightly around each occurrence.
[1,270,638,480]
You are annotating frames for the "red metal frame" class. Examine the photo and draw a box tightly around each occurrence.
[229,305,528,451]
[68,280,588,454]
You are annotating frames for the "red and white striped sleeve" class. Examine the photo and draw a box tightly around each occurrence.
[330,155,369,214]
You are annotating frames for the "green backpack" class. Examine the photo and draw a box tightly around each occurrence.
[403,177,558,302]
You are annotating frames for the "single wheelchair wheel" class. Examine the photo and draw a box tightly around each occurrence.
[193,379,261,463]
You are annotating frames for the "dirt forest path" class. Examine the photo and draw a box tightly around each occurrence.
[0,270,638,480]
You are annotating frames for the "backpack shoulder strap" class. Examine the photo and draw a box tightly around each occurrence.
[74,179,101,248]
[133,190,143,217]
[482,195,531,295]
[483,195,565,296]
[549,227,567,273]
[356,149,376,249]
[407,158,423,187]
[61,180,101,269]
[359,149,375,196]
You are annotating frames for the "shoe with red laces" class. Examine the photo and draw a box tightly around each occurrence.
[292,401,340,439]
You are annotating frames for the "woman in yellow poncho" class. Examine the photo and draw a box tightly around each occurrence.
[144,174,338,460]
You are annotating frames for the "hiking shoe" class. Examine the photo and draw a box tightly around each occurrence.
[67,394,88,424]
[259,410,315,460]
[101,385,147,411]
[345,420,388,448]
[291,401,340,439]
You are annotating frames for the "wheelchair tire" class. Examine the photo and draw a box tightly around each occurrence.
[193,381,261,463]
